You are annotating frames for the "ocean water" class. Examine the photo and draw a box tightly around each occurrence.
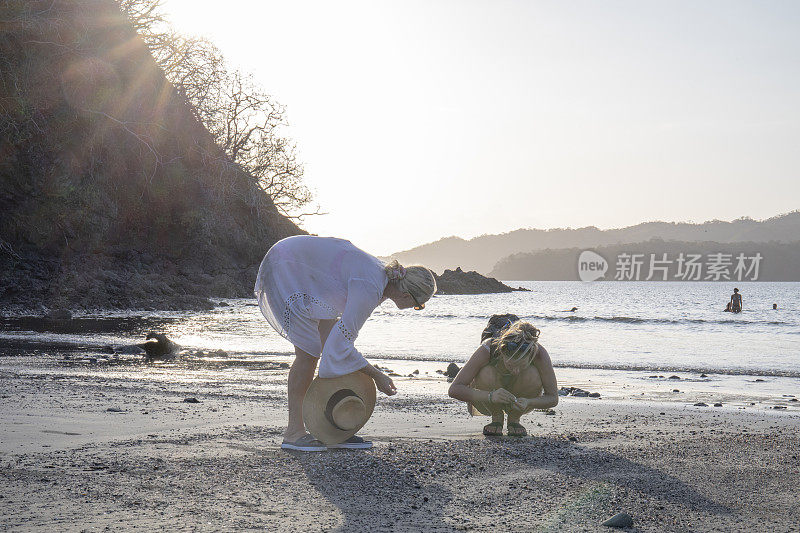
[2,281,798,378]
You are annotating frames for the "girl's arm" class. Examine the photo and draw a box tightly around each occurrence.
[517,345,559,410]
[448,345,494,404]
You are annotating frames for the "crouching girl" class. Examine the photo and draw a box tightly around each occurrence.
[448,320,558,437]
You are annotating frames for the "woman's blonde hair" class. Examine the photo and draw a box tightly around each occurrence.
[490,321,541,364]
[384,259,437,304]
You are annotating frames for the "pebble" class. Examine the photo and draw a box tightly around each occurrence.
[673,389,680,393]
[700,373,708,378]
[713,403,723,407]
[106,407,123,412]
[183,397,200,403]
[601,512,633,528]
[773,406,787,410]
[668,375,680,380]
[694,402,708,407]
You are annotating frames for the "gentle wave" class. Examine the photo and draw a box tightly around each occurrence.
[375,310,793,327]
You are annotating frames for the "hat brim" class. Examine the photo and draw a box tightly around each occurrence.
[303,371,376,445]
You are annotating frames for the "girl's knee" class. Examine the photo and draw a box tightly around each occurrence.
[473,365,501,391]
[511,366,542,396]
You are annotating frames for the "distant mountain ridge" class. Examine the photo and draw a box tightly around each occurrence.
[386,212,800,275]
[490,239,800,281]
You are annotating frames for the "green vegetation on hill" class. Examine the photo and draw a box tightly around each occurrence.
[0,0,303,310]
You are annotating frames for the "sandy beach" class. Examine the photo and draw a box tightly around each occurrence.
[1,353,799,532]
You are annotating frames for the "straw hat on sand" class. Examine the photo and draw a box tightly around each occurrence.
[303,371,376,445]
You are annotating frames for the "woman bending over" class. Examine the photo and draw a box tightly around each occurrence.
[448,321,558,437]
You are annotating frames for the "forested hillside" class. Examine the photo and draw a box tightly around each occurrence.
[0,0,303,310]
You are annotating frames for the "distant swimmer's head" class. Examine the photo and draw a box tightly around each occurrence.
[493,321,541,375]
[384,260,437,310]
[733,288,739,293]
[773,303,778,310]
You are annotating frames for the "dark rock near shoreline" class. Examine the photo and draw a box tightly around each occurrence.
[46,309,73,320]
[444,363,460,379]
[559,386,600,399]
[433,268,529,295]
[139,333,179,359]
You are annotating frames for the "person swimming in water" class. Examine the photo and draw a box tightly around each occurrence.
[730,288,743,313]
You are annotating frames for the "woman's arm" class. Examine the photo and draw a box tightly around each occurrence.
[517,345,558,410]
[448,345,496,404]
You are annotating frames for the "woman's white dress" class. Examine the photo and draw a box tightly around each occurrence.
[254,235,388,378]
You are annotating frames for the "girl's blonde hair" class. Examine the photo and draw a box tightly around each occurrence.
[384,259,437,304]
[490,321,541,364]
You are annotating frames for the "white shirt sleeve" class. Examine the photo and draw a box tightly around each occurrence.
[318,278,381,378]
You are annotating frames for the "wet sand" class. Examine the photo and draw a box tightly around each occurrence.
[1,355,800,532]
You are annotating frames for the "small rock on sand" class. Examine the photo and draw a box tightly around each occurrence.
[602,512,633,528]
[668,375,681,380]
[444,363,460,378]
[183,397,200,403]
[673,389,680,393]
[773,406,787,410]
[106,407,123,412]
[700,373,708,378]
[713,403,723,407]
[694,402,708,407]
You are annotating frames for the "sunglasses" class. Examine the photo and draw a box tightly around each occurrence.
[409,292,425,310]
[500,341,537,359]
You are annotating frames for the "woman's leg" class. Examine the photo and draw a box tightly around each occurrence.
[284,347,319,442]
[473,365,505,433]
[283,318,337,442]
[505,366,543,434]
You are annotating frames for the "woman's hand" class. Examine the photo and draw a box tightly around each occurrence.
[512,397,530,411]
[374,372,397,396]
[489,387,516,405]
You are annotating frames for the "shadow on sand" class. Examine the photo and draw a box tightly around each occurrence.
[295,447,456,532]
[291,434,729,531]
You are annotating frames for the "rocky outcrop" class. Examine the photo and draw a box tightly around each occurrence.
[0,0,302,311]
[433,267,529,295]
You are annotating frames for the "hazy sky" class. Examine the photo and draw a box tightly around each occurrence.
[161,0,799,256]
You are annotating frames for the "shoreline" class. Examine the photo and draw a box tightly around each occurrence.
[2,356,799,531]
